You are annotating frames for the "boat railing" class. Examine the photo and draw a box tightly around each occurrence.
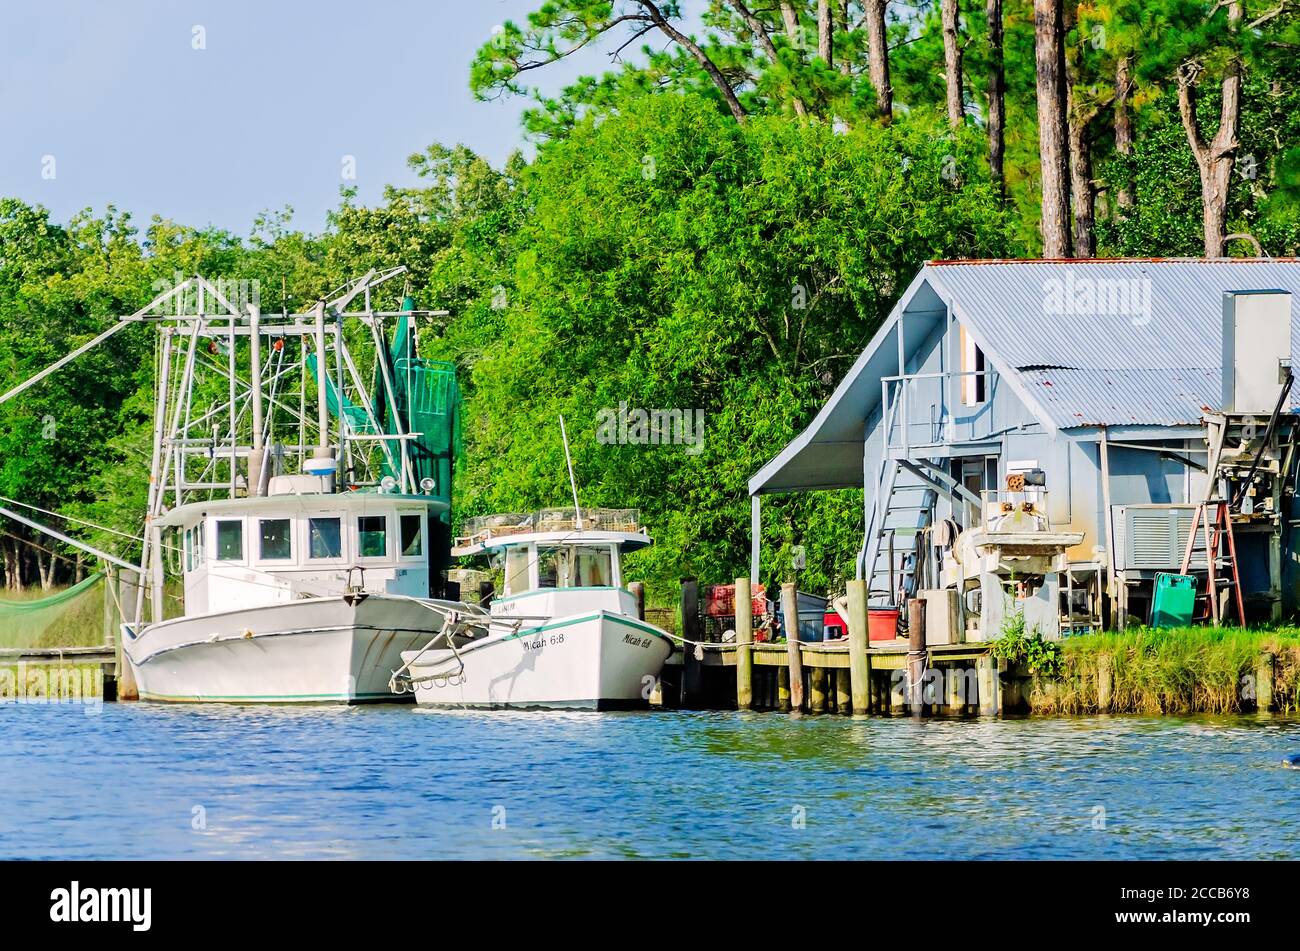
[456,508,641,547]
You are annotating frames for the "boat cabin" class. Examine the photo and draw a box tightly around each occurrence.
[453,509,649,619]
[154,487,449,614]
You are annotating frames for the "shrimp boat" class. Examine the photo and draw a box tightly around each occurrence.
[391,508,674,710]
[0,268,466,703]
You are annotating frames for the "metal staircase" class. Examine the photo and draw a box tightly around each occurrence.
[859,459,937,606]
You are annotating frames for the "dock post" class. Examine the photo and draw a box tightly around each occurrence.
[116,567,140,701]
[680,578,705,708]
[846,579,870,714]
[907,597,926,716]
[735,577,754,710]
[777,667,791,711]
[976,654,998,717]
[629,581,645,621]
[1256,652,1275,714]
[888,671,905,714]
[780,583,804,713]
[945,665,965,714]
[810,666,828,713]
[1097,654,1114,712]
[835,669,851,714]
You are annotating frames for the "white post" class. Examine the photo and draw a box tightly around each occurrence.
[248,304,264,497]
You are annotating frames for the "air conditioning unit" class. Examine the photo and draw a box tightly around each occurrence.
[1111,505,1207,572]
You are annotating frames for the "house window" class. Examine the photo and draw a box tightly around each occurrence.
[308,517,342,560]
[215,520,243,561]
[400,514,423,557]
[960,324,987,406]
[259,519,292,560]
[358,515,388,559]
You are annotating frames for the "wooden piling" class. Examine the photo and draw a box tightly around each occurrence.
[846,579,870,714]
[835,668,851,714]
[680,578,705,708]
[116,567,139,701]
[629,581,645,621]
[1097,654,1113,712]
[735,576,754,710]
[907,597,926,715]
[777,666,791,711]
[945,664,965,715]
[809,667,828,713]
[976,655,998,717]
[888,670,905,714]
[780,583,805,712]
[1257,652,1275,713]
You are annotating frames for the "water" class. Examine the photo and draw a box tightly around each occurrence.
[3,703,1299,859]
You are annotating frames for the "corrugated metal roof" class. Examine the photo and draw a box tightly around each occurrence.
[750,259,1300,495]
[1021,367,1220,427]
[926,259,1300,427]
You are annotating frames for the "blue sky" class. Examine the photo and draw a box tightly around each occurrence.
[0,0,652,235]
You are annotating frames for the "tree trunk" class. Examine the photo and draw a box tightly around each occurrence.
[838,1,851,75]
[1034,0,1072,257]
[2,538,17,591]
[779,0,801,43]
[942,0,964,127]
[1176,1,1242,258]
[733,0,807,117]
[865,0,892,121]
[817,0,833,65]
[1068,118,1096,256]
[1065,3,1095,257]
[986,0,1005,199]
[37,548,54,591]
[1114,54,1134,211]
[639,0,748,123]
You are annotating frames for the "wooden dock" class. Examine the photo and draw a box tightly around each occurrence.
[0,646,118,700]
[660,577,1010,716]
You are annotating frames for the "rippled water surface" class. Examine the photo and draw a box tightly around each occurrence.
[2,703,1298,859]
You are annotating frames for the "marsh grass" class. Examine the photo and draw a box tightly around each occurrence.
[1028,626,1300,715]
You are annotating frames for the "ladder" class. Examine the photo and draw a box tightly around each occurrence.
[1179,500,1244,626]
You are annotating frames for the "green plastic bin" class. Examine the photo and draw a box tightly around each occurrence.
[1151,572,1196,628]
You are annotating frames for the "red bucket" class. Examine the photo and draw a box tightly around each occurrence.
[868,608,900,641]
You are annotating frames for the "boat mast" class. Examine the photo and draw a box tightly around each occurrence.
[560,415,583,531]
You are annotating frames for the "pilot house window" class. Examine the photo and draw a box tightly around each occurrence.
[216,520,243,561]
[358,516,388,558]
[400,514,423,557]
[259,519,292,560]
[308,517,342,560]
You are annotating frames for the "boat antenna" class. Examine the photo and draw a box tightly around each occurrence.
[559,415,583,530]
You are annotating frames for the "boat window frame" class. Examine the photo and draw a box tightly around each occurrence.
[531,541,622,591]
[303,512,347,564]
[212,517,247,566]
[501,543,534,597]
[397,510,426,563]
[355,512,392,562]
[256,516,295,564]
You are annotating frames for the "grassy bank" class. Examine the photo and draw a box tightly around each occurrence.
[1026,627,1300,715]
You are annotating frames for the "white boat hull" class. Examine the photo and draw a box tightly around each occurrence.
[403,610,672,710]
[123,596,454,703]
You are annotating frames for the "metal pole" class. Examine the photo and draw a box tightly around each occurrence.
[248,303,264,496]
[560,415,582,529]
